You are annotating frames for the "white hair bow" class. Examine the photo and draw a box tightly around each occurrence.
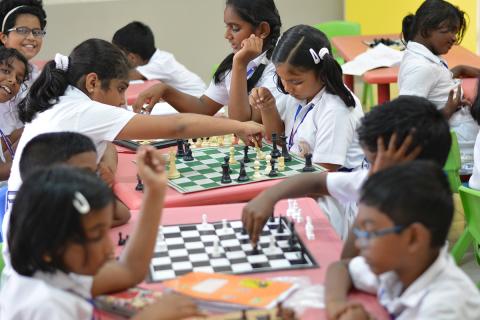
[54,53,69,71]
[72,191,90,215]
[309,47,330,64]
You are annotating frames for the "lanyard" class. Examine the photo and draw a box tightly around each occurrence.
[0,128,14,160]
[246,65,256,79]
[288,103,315,150]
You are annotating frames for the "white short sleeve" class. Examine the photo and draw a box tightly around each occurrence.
[348,256,379,294]
[204,76,229,106]
[326,169,369,203]
[398,63,437,98]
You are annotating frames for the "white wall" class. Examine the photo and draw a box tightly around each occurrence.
[39,0,342,81]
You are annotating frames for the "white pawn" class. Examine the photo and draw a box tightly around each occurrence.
[229,146,237,164]
[264,154,272,174]
[253,160,262,180]
[295,208,303,224]
[286,199,295,217]
[195,138,203,148]
[305,216,315,240]
[188,138,196,148]
[158,226,165,241]
[199,214,210,230]
[212,238,221,257]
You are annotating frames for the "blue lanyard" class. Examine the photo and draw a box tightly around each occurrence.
[246,65,256,79]
[0,128,14,159]
[288,103,315,150]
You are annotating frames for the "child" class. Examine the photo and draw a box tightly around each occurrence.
[0,47,28,181]
[112,21,206,97]
[399,0,480,174]
[324,161,480,319]
[468,83,480,189]
[133,0,282,123]
[250,25,364,172]
[17,132,130,227]
[242,96,451,242]
[0,147,201,319]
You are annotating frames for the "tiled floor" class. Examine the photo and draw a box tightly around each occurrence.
[460,248,480,284]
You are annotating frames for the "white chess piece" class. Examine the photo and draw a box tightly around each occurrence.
[222,218,228,231]
[264,155,272,174]
[268,234,276,249]
[158,226,165,241]
[286,199,295,217]
[199,214,210,230]
[212,238,221,257]
[295,208,303,224]
[253,160,262,180]
[305,216,315,240]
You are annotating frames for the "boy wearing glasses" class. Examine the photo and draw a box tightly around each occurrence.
[324,161,480,319]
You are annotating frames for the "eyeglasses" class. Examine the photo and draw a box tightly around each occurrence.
[7,27,46,38]
[353,225,405,240]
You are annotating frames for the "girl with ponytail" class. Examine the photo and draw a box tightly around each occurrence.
[133,0,282,124]
[250,25,364,172]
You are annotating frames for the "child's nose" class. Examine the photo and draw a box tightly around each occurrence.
[224,29,232,40]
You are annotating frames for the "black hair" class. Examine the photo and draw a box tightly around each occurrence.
[358,95,451,166]
[9,166,114,276]
[0,46,29,82]
[272,25,355,107]
[112,21,156,62]
[470,78,480,125]
[19,132,96,179]
[0,0,47,36]
[18,38,130,123]
[402,0,466,44]
[360,161,453,248]
[213,0,282,93]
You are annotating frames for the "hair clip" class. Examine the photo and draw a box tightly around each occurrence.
[1,5,27,33]
[54,53,69,71]
[72,191,90,215]
[309,47,330,64]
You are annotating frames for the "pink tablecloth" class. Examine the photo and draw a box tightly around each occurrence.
[106,198,388,320]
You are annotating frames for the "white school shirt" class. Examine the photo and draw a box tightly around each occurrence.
[469,131,480,189]
[349,245,480,319]
[137,49,206,97]
[205,51,282,106]
[2,85,135,279]
[318,169,369,239]
[277,87,364,169]
[398,41,479,173]
[0,270,94,319]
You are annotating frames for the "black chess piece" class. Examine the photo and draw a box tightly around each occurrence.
[302,153,315,172]
[243,145,250,163]
[252,244,260,255]
[278,216,284,233]
[269,213,274,222]
[221,162,232,184]
[118,232,127,246]
[237,160,249,182]
[270,133,281,158]
[135,175,144,191]
[224,155,233,173]
[268,158,278,177]
[176,139,185,157]
[279,134,292,162]
[288,220,296,246]
[183,143,194,161]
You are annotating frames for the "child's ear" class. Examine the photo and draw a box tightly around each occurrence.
[84,72,100,95]
[406,222,430,252]
[256,21,271,40]
[0,32,7,45]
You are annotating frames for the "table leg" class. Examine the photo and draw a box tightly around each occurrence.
[377,84,390,104]
[344,75,354,91]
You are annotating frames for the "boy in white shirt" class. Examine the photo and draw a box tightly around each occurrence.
[325,161,480,320]
[112,21,206,97]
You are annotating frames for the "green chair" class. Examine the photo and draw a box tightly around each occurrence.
[313,21,374,108]
[451,186,480,269]
[0,243,4,275]
[444,131,462,193]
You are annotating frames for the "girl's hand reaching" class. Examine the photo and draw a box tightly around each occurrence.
[234,34,264,66]
[234,120,264,146]
[136,145,167,193]
[133,82,168,114]
[133,293,203,320]
[249,87,276,112]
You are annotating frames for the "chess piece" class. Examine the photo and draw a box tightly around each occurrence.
[306,216,315,240]
[209,136,219,146]
[302,153,315,172]
[202,137,210,147]
[188,138,195,148]
[264,155,272,174]
[195,137,203,148]
[135,175,144,191]
[118,232,127,246]
[278,156,285,172]
[251,244,260,255]
[229,146,237,164]
[218,135,224,147]
[167,150,181,179]
[243,145,251,163]
[270,133,281,158]
[183,143,194,161]
[224,155,233,173]
[278,216,285,233]
[221,162,232,184]
[252,160,262,180]
[237,160,249,182]
[176,139,185,158]
[280,134,292,162]
[199,214,211,230]
[268,234,276,250]
[212,238,221,257]
[268,158,278,177]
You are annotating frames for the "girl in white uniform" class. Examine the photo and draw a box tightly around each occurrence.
[0,149,201,319]
[398,0,480,174]
[250,25,364,171]
[133,0,283,124]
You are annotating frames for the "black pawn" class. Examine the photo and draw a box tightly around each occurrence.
[280,134,292,162]
[237,160,249,182]
[288,220,296,246]
[221,162,232,184]
[243,145,250,163]
[302,153,315,172]
[135,175,144,191]
[118,232,127,246]
[270,133,281,159]
[176,139,185,158]
[278,216,285,233]
[183,143,194,161]
[269,213,275,222]
[224,155,233,173]
[268,158,278,177]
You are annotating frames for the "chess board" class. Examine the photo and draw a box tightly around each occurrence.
[168,144,325,193]
[114,139,177,150]
[148,218,318,283]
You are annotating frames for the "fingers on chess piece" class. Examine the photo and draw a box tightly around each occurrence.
[135,175,144,191]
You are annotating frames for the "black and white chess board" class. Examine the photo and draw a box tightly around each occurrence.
[148,217,318,283]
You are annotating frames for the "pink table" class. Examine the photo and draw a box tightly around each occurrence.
[114,150,288,210]
[106,198,388,319]
[126,80,160,105]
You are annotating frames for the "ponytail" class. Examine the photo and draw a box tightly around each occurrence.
[401,14,416,43]
[319,53,355,107]
[471,78,480,125]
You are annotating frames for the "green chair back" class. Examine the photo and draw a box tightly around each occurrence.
[0,243,4,275]
[444,131,462,193]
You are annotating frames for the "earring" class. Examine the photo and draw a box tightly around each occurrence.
[43,255,52,263]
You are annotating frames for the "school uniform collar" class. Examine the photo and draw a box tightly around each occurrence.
[34,270,93,299]
[248,50,270,69]
[64,85,91,100]
[296,87,326,108]
[406,41,448,68]
[379,244,449,311]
